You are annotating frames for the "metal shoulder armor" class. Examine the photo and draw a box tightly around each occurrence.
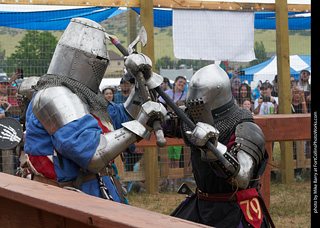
[233,122,266,189]
[32,86,89,135]
[235,122,265,164]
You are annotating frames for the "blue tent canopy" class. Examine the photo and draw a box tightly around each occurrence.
[0,7,311,30]
[132,8,172,28]
[237,55,311,84]
[149,9,311,30]
[254,12,311,30]
[0,7,127,30]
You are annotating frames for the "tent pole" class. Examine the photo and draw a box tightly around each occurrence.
[275,0,294,184]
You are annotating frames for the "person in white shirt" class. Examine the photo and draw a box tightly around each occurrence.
[254,81,278,115]
[297,69,311,92]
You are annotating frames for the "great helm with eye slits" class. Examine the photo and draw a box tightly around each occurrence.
[185,64,233,126]
[47,17,109,93]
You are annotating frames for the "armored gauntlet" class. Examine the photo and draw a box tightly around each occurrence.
[87,101,167,173]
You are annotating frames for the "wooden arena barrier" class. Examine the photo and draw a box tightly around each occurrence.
[0,172,209,228]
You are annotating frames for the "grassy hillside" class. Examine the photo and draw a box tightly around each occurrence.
[0,12,310,64]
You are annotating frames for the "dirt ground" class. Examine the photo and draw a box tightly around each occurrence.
[127,181,311,227]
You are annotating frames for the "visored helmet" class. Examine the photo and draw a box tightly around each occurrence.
[47,17,109,93]
[185,64,233,125]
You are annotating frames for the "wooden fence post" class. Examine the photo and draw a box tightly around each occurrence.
[140,0,155,72]
[275,0,294,184]
[144,147,159,194]
[1,149,14,174]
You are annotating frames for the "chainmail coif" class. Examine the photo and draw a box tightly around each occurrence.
[35,74,111,123]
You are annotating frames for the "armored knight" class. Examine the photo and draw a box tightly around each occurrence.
[24,18,166,203]
[169,64,273,228]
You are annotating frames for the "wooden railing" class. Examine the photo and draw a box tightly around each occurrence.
[0,172,210,228]
[0,114,311,226]
[114,114,311,209]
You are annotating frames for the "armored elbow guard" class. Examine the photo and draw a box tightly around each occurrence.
[202,147,240,181]
[124,72,164,120]
[86,128,138,173]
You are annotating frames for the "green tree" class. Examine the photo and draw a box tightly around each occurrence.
[8,30,58,77]
[0,43,5,74]
[248,41,268,67]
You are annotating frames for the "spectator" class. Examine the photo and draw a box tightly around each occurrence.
[160,77,172,92]
[297,69,311,92]
[252,80,262,100]
[296,70,311,112]
[0,91,10,117]
[103,87,115,102]
[106,83,140,173]
[236,83,252,107]
[230,71,241,99]
[254,81,278,115]
[241,99,254,115]
[290,76,297,89]
[0,92,8,118]
[114,78,133,104]
[159,75,187,191]
[6,82,20,120]
[291,85,307,114]
[9,70,24,87]
[291,85,307,180]
[158,76,187,107]
[271,75,279,97]
[8,82,19,106]
[0,75,9,94]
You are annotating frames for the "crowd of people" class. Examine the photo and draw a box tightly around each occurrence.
[97,68,311,190]
[230,69,311,115]
[1,66,311,184]
[0,71,24,120]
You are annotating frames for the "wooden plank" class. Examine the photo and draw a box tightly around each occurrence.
[153,0,311,12]
[0,0,140,7]
[270,158,311,171]
[1,0,310,12]
[136,114,311,147]
[121,170,146,182]
[0,173,209,228]
[136,134,186,147]
[254,114,311,142]
[167,167,184,178]
[0,197,89,228]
